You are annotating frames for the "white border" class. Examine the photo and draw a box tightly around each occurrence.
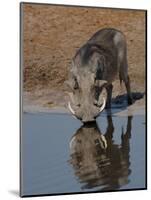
[0,0,150,199]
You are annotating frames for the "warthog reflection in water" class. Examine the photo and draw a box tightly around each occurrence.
[69,116,132,191]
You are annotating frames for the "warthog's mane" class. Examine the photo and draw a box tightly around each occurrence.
[75,43,113,67]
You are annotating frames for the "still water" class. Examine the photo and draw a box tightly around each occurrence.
[21,112,146,196]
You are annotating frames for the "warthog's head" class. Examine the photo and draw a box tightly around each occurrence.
[66,53,107,123]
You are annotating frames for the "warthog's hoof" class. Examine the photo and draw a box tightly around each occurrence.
[128,97,133,105]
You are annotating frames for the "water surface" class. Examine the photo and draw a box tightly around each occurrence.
[21,112,146,196]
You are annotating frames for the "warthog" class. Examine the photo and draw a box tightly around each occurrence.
[67,28,132,122]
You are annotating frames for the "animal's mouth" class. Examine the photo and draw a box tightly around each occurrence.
[82,121,97,126]
[82,120,96,125]
[68,98,106,122]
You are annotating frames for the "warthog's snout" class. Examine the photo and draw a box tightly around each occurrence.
[76,107,97,123]
[82,118,96,123]
[68,98,106,123]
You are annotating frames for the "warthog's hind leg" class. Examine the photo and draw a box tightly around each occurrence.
[119,58,133,105]
[124,75,133,105]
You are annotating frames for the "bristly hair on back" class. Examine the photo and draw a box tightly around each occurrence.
[75,43,111,67]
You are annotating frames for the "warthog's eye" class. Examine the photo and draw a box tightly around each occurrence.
[74,78,79,90]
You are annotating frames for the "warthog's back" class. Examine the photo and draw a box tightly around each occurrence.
[88,28,126,50]
[73,28,126,82]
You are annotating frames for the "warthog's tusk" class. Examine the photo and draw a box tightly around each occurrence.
[100,135,107,149]
[99,98,106,113]
[68,101,75,115]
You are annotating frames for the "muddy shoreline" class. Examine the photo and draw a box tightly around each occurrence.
[23,87,145,117]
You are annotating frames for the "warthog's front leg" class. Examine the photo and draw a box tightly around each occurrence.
[105,84,113,109]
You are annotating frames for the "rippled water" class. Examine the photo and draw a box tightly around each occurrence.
[21,112,146,196]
